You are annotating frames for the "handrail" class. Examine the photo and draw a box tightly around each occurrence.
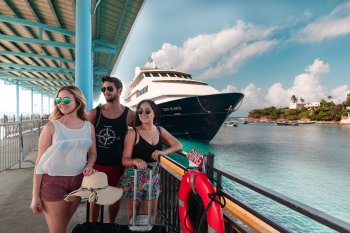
[161,151,350,233]
[213,167,350,233]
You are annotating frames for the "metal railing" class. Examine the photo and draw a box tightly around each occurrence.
[0,119,48,172]
[158,152,350,233]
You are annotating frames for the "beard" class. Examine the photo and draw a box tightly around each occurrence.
[105,95,117,102]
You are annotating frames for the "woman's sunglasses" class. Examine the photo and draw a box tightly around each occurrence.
[137,108,151,115]
[101,86,114,92]
[55,97,71,105]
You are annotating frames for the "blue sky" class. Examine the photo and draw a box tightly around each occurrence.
[113,0,350,116]
[1,0,349,116]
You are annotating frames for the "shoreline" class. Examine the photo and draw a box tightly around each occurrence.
[229,117,350,125]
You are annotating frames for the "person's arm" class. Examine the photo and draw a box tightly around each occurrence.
[83,122,97,176]
[30,122,54,214]
[87,107,97,124]
[151,127,183,161]
[126,108,135,127]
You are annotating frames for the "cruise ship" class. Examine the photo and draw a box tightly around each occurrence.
[123,67,244,141]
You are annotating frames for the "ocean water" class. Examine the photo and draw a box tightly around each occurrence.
[178,123,350,232]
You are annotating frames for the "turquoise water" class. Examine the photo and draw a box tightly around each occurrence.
[178,123,350,232]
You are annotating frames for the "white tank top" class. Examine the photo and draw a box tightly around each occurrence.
[36,120,92,176]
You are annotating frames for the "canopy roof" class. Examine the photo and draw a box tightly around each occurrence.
[0,0,144,100]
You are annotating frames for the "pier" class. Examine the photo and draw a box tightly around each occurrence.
[2,120,350,232]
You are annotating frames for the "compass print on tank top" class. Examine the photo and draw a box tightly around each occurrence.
[97,126,120,148]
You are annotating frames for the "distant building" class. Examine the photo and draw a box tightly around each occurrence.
[289,102,320,110]
[304,102,320,110]
[289,102,304,109]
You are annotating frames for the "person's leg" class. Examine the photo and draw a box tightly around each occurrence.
[108,200,120,223]
[90,202,101,222]
[142,199,158,222]
[125,199,141,222]
[104,163,123,223]
[42,200,69,233]
[67,197,81,222]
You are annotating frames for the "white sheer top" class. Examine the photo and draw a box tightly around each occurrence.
[36,120,92,176]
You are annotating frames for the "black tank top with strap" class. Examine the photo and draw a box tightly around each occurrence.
[94,106,129,165]
[132,127,163,163]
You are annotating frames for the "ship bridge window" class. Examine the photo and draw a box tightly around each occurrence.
[160,72,168,77]
[167,73,175,77]
[136,85,149,97]
[152,72,160,77]
[145,72,151,77]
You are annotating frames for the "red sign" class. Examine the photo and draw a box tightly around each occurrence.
[186,149,204,167]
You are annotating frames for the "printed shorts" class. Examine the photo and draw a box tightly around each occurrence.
[40,174,83,202]
[93,163,123,187]
[119,162,161,200]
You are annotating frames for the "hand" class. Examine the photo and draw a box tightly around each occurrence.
[151,150,165,161]
[30,196,43,214]
[83,166,95,176]
[133,158,147,170]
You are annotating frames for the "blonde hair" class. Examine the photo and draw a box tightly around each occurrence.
[50,86,88,121]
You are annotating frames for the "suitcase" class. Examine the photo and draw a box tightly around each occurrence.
[71,202,118,233]
[118,166,165,233]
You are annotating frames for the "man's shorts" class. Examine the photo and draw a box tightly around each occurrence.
[92,163,123,187]
[40,174,83,202]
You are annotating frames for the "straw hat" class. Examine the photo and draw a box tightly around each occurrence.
[64,172,123,205]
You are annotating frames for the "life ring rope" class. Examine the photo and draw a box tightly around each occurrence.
[179,170,226,233]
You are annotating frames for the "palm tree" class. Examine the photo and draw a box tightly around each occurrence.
[327,96,333,103]
[300,98,305,104]
[291,95,297,103]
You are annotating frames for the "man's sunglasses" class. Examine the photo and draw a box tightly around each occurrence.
[55,97,71,105]
[137,108,151,115]
[101,86,114,92]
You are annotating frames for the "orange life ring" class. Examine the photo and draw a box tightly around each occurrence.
[178,170,225,233]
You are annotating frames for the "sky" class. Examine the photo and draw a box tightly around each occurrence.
[1,0,349,116]
[113,0,350,116]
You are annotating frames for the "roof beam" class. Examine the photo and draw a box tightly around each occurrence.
[93,38,116,49]
[47,0,75,61]
[0,50,75,64]
[0,34,116,54]
[0,62,74,73]
[0,68,73,76]
[3,0,65,81]
[0,75,74,83]
[0,14,75,37]
[0,33,75,49]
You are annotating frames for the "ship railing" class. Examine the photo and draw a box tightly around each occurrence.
[158,151,350,233]
[0,119,48,173]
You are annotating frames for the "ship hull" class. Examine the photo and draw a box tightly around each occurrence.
[157,93,244,141]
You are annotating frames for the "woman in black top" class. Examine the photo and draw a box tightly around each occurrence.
[120,99,182,222]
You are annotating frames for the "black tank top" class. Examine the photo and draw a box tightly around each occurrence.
[132,127,163,163]
[94,106,129,165]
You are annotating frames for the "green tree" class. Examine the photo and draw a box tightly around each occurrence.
[291,95,297,103]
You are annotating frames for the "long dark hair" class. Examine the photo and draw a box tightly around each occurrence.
[134,99,160,127]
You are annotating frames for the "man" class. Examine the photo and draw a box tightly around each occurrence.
[88,76,135,223]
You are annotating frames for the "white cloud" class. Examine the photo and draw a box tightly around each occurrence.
[225,58,350,115]
[221,85,239,93]
[145,20,277,80]
[296,2,350,42]
[266,83,292,107]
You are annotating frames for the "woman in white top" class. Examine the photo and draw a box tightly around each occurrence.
[30,86,97,233]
